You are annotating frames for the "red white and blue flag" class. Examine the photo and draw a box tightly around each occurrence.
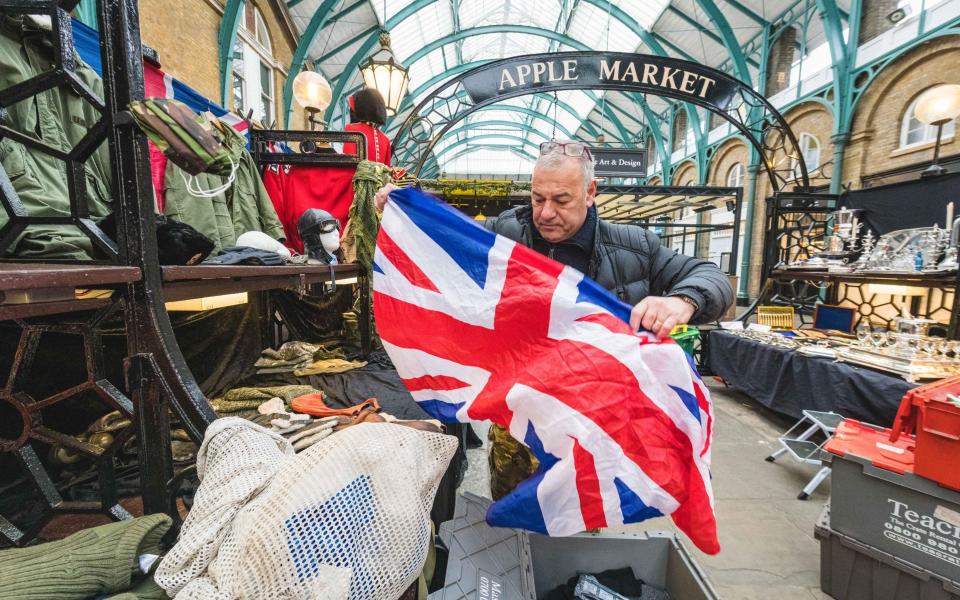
[373,187,720,554]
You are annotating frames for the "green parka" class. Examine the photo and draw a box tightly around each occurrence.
[164,149,284,254]
[0,16,113,259]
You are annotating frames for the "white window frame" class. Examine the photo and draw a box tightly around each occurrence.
[259,60,274,126]
[899,92,957,149]
[791,132,820,180]
[726,162,744,188]
[233,6,277,125]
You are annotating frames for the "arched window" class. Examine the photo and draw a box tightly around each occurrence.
[232,4,275,125]
[900,91,957,148]
[726,163,744,188]
[791,133,820,179]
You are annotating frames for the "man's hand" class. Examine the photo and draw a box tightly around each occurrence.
[630,296,696,339]
[374,183,400,212]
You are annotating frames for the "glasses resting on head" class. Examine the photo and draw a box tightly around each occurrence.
[539,140,592,160]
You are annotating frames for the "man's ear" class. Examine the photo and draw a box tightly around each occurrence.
[585,178,598,207]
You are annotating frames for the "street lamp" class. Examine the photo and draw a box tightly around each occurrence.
[358,31,409,117]
[292,70,332,130]
[914,84,960,177]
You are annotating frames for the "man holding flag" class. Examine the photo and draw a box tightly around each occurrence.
[372,141,732,553]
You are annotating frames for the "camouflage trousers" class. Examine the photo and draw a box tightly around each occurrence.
[487,424,539,500]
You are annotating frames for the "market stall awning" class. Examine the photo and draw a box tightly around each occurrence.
[595,185,740,223]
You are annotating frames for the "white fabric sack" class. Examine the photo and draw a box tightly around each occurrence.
[156,417,457,600]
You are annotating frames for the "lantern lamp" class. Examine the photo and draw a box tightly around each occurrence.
[359,31,410,117]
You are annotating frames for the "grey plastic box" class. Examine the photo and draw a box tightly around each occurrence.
[429,493,718,600]
[816,507,960,600]
[825,450,960,584]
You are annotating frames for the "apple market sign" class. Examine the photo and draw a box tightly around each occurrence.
[462,53,739,109]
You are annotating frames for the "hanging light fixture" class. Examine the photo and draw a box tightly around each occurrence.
[292,70,332,130]
[359,31,409,117]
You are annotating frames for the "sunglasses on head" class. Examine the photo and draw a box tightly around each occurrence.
[539,140,592,159]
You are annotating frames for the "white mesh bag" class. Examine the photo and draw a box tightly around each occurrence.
[157,417,457,600]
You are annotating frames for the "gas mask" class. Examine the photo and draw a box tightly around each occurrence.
[298,209,341,265]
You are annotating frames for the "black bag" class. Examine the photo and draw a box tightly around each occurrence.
[97,213,215,265]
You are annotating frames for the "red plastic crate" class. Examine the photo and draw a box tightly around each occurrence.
[824,419,915,474]
[891,376,960,492]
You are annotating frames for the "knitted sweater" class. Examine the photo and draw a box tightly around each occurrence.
[0,514,172,599]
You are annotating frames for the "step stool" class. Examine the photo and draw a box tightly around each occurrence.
[765,410,844,500]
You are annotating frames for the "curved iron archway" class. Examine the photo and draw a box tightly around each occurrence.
[393,51,809,192]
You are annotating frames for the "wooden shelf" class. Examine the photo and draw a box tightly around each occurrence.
[161,263,363,302]
[0,263,141,291]
[770,269,957,288]
[0,263,140,321]
[0,262,365,319]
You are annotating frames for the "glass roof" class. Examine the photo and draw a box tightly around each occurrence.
[287,0,852,175]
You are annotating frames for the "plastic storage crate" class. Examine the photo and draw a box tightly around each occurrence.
[892,375,960,492]
[816,507,960,600]
[824,420,960,585]
[670,325,700,357]
[429,493,718,600]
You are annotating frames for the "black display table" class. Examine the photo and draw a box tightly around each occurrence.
[708,330,915,426]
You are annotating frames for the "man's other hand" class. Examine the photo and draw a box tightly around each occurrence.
[374,183,400,212]
[629,296,696,339]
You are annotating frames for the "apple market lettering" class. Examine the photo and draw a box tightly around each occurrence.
[599,59,716,98]
[494,58,717,100]
[498,59,579,90]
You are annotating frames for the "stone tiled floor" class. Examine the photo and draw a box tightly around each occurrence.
[459,380,833,600]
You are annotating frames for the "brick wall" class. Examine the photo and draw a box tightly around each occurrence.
[139,0,222,102]
[706,139,748,187]
[846,36,960,186]
[672,160,698,186]
[672,108,688,152]
[859,0,901,45]
[765,25,797,97]
[138,0,303,129]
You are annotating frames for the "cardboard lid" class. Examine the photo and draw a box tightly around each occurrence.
[825,419,916,474]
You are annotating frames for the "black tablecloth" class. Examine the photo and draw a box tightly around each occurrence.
[709,330,915,425]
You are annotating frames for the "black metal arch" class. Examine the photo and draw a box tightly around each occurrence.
[393,52,809,193]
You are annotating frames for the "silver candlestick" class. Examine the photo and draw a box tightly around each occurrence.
[939,216,960,271]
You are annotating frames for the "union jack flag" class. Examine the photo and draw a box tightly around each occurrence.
[373,188,719,554]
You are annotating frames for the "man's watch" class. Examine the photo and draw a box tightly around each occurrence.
[673,294,700,314]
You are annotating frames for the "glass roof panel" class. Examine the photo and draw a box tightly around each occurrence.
[387,2,453,63]
[618,0,673,29]
[461,0,562,30]
[460,33,551,63]
[566,2,642,52]
[314,0,679,174]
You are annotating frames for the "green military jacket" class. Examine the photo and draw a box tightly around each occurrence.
[164,149,284,254]
[0,16,113,260]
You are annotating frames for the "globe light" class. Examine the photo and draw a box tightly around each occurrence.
[292,71,332,130]
[914,84,960,177]
[914,84,960,126]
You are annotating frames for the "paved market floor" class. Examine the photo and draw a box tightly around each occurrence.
[459,379,832,600]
